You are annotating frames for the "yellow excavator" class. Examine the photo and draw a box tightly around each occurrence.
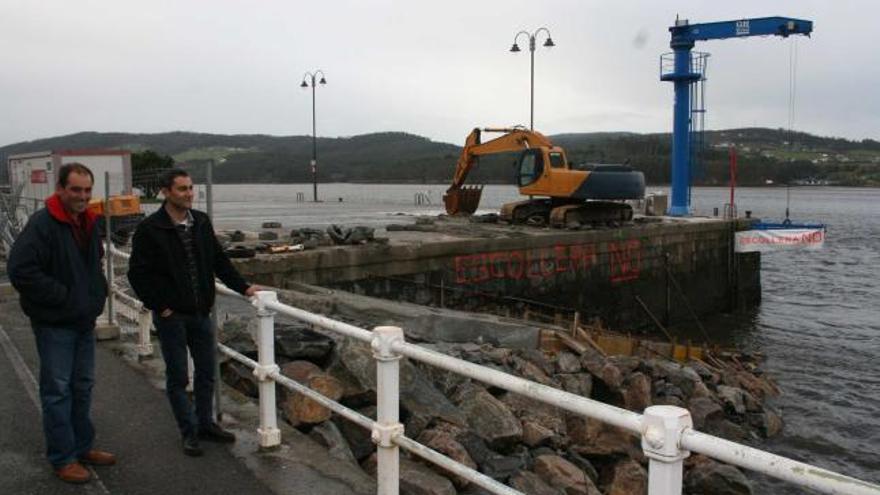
[443,127,645,227]
[87,195,144,244]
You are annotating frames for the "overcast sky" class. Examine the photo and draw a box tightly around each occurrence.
[1,0,877,147]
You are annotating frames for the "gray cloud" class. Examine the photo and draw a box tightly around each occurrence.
[1,0,876,147]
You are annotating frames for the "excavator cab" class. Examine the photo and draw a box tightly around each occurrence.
[516,149,544,187]
[517,148,571,186]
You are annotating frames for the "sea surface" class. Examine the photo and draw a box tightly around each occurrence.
[204,183,880,492]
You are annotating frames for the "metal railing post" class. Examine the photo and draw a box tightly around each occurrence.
[371,326,405,495]
[642,405,692,495]
[104,172,114,325]
[137,308,153,358]
[206,159,223,422]
[253,291,281,449]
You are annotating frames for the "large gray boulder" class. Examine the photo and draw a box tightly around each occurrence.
[334,340,466,430]
[455,431,495,467]
[557,373,593,398]
[332,406,376,462]
[581,352,624,389]
[687,396,724,430]
[511,355,555,386]
[622,372,652,412]
[363,455,456,495]
[533,454,602,495]
[308,421,358,465]
[510,471,564,495]
[501,392,567,437]
[606,458,648,495]
[452,384,522,452]
[608,355,642,376]
[555,351,582,374]
[747,408,783,438]
[563,450,599,485]
[221,361,258,398]
[705,418,748,441]
[716,385,747,415]
[480,453,529,482]
[566,415,638,457]
[218,317,257,356]
[684,456,752,495]
[417,424,476,488]
[274,322,336,364]
[521,419,556,448]
[647,359,702,398]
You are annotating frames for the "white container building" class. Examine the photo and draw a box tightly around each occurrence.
[6,149,132,209]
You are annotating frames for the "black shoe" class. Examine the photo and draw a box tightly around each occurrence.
[199,422,236,443]
[182,434,204,457]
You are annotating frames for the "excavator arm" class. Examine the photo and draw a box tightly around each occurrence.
[445,127,554,215]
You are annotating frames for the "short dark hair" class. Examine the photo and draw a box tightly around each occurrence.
[57,162,94,187]
[160,168,190,190]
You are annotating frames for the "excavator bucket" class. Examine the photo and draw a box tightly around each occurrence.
[443,185,484,215]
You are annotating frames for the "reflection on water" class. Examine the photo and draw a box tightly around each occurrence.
[206,184,879,490]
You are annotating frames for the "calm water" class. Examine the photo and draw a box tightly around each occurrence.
[205,183,879,492]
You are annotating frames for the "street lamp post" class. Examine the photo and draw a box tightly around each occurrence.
[510,28,555,130]
[300,70,326,202]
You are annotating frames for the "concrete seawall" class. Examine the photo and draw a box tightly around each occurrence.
[233,216,760,332]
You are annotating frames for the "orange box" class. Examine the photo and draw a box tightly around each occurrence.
[88,195,142,216]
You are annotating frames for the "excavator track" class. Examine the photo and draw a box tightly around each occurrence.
[500,199,552,226]
[549,201,633,228]
[501,199,633,227]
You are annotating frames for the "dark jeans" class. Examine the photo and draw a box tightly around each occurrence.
[153,312,216,438]
[32,324,96,468]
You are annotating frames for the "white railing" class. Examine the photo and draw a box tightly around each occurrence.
[110,284,154,358]
[109,246,880,495]
[108,247,153,358]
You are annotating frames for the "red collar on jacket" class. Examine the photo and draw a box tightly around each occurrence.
[46,193,98,233]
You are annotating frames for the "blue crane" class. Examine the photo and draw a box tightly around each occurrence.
[661,16,813,216]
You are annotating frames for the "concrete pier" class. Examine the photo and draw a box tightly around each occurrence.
[233,216,760,332]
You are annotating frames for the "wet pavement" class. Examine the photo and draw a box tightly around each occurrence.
[0,288,375,495]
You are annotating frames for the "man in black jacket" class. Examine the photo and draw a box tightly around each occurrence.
[128,169,257,457]
[7,163,116,484]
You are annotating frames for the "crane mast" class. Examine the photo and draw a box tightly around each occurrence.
[662,16,813,216]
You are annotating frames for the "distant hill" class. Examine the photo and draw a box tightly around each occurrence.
[2,128,879,186]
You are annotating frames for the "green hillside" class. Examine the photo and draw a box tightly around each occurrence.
[2,128,879,186]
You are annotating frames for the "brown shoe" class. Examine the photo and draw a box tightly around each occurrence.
[79,449,117,466]
[55,462,91,484]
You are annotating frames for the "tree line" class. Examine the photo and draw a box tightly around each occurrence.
[4,129,879,189]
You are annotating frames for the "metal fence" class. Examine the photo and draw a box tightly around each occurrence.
[0,182,27,256]
[107,246,879,495]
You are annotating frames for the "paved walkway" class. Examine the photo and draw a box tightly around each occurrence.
[0,289,375,495]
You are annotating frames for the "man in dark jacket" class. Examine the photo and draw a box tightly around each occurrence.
[127,168,257,457]
[7,163,116,484]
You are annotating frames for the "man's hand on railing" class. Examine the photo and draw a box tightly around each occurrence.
[245,285,261,298]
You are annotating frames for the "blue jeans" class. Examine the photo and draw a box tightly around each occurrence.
[33,325,96,468]
[153,312,216,438]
